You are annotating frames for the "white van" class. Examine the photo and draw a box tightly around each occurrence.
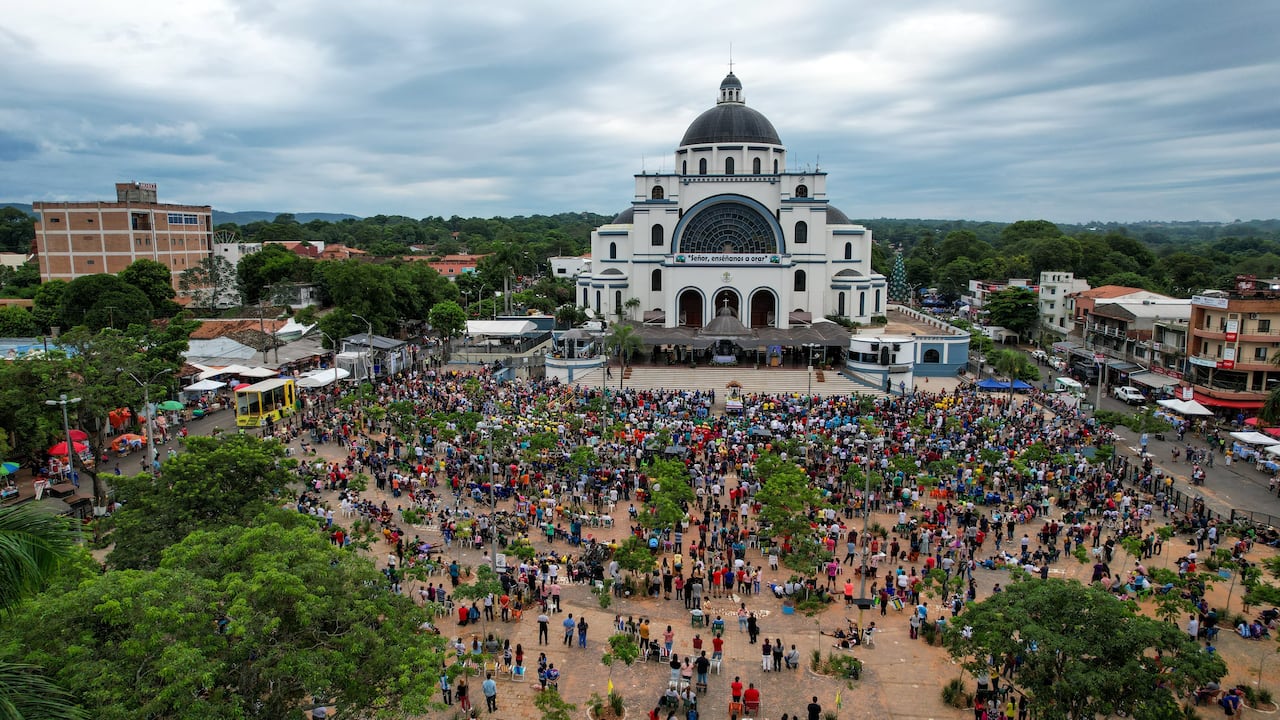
[1054,377,1084,394]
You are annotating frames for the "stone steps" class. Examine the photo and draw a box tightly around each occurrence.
[572,365,886,400]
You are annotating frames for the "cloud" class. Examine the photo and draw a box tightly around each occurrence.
[1,0,1278,223]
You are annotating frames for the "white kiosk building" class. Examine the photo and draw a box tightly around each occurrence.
[578,72,887,333]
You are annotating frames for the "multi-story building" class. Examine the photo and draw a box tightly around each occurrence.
[1187,276,1280,412]
[1038,271,1089,338]
[1067,285,1167,335]
[961,278,1034,311]
[33,182,212,290]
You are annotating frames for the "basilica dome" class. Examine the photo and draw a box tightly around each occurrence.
[679,72,782,147]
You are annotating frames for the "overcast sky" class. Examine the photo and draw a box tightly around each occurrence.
[3,1,1278,223]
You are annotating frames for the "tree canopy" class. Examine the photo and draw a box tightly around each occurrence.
[943,579,1224,720]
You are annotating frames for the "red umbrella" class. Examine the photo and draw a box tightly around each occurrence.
[48,440,88,456]
[68,429,89,442]
[234,383,251,390]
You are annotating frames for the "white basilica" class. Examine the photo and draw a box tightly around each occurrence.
[577,72,888,336]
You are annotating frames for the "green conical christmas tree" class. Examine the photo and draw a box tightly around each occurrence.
[889,248,909,303]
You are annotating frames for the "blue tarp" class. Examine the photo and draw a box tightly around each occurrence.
[975,378,1033,391]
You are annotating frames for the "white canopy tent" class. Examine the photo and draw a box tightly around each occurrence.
[1157,398,1215,416]
[1265,445,1280,458]
[238,366,278,378]
[199,364,254,380]
[466,320,536,337]
[183,379,226,392]
[1229,431,1277,446]
[297,368,350,388]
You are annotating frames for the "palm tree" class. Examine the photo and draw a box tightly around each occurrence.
[624,297,641,322]
[605,324,644,390]
[0,505,86,720]
[989,348,1040,398]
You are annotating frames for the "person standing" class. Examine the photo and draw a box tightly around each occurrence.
[438,669,451,705]
[761,638,773,671]
[772,637,783,671]
[563,613,577,646]
[747,612,759,644]
[578,616,589,648]
[456,677,470,713]
[538,611,550,644]
[482,673,498,712]
[807,696,823,720]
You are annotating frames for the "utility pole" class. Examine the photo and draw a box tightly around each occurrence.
[44,394,82,485]
[121,368,172,472]
[351,314,374,406]
[477,422,500,573]
[856,434,884,635]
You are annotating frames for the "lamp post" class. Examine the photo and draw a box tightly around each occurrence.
[476,421,500,573]
[121,368,172,472]
[856,433,885,635]
[317,330,340,387]
[44,394,81,485]
[351,313,374,405]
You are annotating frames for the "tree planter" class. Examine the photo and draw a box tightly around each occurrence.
[1245,701,1279,714]
[587,704,627,720]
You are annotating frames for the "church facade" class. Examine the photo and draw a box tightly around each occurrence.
[578,72,887,331]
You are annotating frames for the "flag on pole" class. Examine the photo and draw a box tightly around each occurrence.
[607,678,614,695]
[835,689,842,710]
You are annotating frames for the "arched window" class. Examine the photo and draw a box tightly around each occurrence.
[609,242,617,259]
[843,242,852,260]
[651,186,664,200]
[795,184,808,198]
[651,269,662,291]
[923,349,941,363]
[795,221,808,245]
[753,157,761,174]
[615,290,622,313]
[859,292,866,317]
[874,289,881,313]
[682,160,687,174]
[793,269,806,292]
[651,225,664,247]
[595,291,601,313]
[699,158,707,175]
[583,288,588,306]
[773,159,779,173]
[725,157,735,175]
[837,292,846,316]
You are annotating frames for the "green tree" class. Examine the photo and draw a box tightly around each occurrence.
[943,579,1224,720]
[237,244,312,305]
[452,564,505,640]
[983,287,1039,338]
[604,324,643,388]
[119,258,179,317]
[58,274,153,330]
[753,453,830,573]
[31,279,67,332]
[428,300,467,359]
[0,505,88,720]
[108,434,293,570]
[0,305,37,336]
[989,348,1040,394]
[178,255,237,310]
[644,459,694,530]
[0,207,35,253]
[5,518,443,720]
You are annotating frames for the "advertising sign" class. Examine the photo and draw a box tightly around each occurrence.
[1191,294,1230,309]
[1217,346,1236,370]
[1225,319,1238,342]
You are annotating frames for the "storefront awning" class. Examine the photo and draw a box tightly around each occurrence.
[1193,391,1263,410]
[1128,372,1180,390]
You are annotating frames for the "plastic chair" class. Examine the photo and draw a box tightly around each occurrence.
[509,665,526,682]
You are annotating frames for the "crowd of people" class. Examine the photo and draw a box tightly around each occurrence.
[265,362,1240,718]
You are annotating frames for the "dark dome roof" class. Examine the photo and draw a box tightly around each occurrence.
[826,205,852,225]
[680,104,781,146]
[611,207,634,224]
[720,72,742,89]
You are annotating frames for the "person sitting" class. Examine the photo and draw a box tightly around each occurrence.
[785,645,801,669]
[1194,680,1221,705]
[1237,622,1252,639]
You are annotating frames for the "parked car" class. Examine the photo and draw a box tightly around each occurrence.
[1112,385,1147,405]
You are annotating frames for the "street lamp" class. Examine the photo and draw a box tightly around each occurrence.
[856,433,885,635]
[317,330,340,386]
[44,393,82,485]
[351,313,374,405]
[476,421,500,573]
[120,368,172,471]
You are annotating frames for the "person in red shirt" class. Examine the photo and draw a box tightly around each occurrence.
[730,676,743,703]
[712,635,724,659]
[743,683,761,711]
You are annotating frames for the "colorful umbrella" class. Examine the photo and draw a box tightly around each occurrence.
[67,429,89,442]
[48,441,88,456]
[234,383,251,391]
[157,400,185,412]
[111,434,147,452]
[0,462,19,476]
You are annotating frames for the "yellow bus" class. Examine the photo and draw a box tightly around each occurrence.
[234,378,299,427]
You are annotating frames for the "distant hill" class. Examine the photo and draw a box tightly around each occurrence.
[213,210,361,225]
[1,203,359,225]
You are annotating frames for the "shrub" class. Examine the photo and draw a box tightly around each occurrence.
[942,677,974,708]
